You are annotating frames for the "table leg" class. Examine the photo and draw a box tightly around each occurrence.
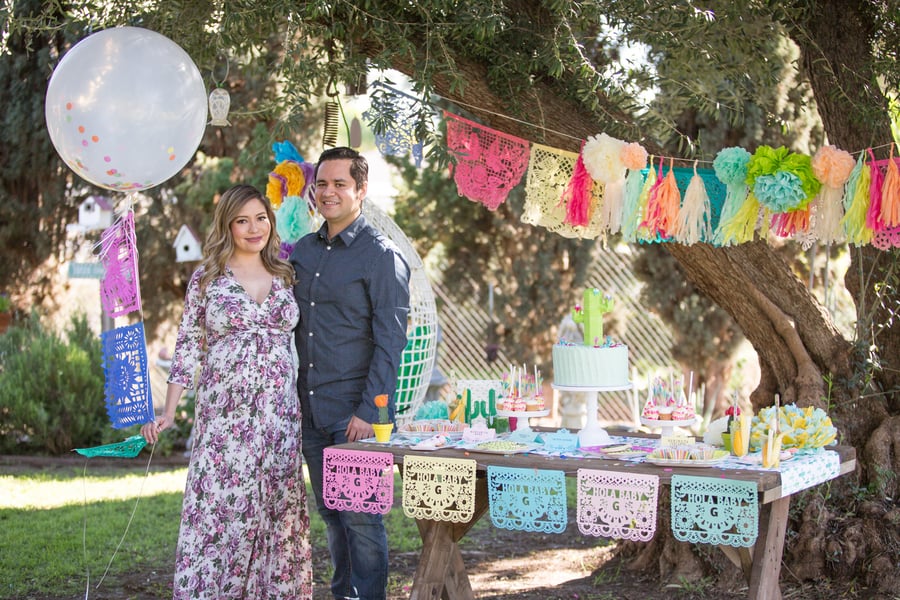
[747,496,789,600]
[409,478,489,600]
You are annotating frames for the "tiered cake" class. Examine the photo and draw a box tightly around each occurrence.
[552,289,630,388]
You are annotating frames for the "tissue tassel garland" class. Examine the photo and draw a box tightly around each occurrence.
[672,163,712,244]
[770,206,811,239]
[717,191,762,245]
[637,160,666,241]
[866,148,885,232]
[641,159,681,240]
[712,147,752,246]
[811,145,855,244]
[620,153,651,239]
[879,145,900,227]
[562,143,595,227]
[840,152,873,245]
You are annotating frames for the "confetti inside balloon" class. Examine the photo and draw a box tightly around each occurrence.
[45,27,207,191]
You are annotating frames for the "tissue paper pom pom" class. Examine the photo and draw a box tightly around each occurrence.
[747,145,821,210]
[754,171,808,212]
[274,195,313,243]
[713,147,752,185]
[749,404,837,451]
[266,172,288,208]
[279,241,295,260]
[582,133,626,184]
[273,160,306,197]
[272,140,304,164]
[622,142,649,171]
[813,145,856,188]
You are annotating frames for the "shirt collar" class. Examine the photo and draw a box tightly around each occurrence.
[317,213,368,247]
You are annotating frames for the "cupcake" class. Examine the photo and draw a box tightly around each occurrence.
[526,395,545,411]
[672,405,690,421]
[657,405,674,421]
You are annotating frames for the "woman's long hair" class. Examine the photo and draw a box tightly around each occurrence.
[198,184,295,293]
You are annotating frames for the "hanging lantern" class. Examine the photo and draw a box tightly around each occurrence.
[208,87,231,126]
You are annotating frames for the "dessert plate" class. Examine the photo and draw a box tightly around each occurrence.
[580,444,652,459]
[496,409,550,418]
[640,416,697,427]
[645,450,730,467]
[462,441,539,455]
[395,429,465,441]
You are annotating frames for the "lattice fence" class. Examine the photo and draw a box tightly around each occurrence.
[430,243,675,425]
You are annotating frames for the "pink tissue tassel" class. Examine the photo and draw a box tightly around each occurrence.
[563,148,594,227]
[879,146,900,228]
[866,148,886,232]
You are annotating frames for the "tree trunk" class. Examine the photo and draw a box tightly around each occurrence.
[373,0,900,590]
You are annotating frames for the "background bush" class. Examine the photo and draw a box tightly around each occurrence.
[0,312,107,454]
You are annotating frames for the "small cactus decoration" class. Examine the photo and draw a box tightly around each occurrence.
[572,289,613,346]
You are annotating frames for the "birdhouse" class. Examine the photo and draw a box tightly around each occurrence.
[77,196,114,231]
[173,225,203,262]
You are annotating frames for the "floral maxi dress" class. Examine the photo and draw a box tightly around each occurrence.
[167,267,312,599]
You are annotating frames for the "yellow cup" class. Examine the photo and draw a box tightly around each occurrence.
[731,414,751,457]
[762,432,784,468]
[372,423,393,443]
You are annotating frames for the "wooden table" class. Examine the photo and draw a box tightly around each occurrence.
[335,436,855,600]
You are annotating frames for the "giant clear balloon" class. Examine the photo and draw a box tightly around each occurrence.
[45,27,208,192]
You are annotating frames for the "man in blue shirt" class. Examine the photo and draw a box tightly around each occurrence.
[291,147,410,600]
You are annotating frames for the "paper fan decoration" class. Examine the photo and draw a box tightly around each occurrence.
[75,435,147,458]
[749,404,837,451]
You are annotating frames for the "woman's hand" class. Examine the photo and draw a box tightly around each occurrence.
[141,414,173,445]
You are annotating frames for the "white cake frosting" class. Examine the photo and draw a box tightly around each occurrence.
[552,343,630,388]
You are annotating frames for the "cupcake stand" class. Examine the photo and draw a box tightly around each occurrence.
[640,415,697,439]
[552,383,633,446]
[495,408,550,431]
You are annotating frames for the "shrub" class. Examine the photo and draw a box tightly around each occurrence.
[0,312,107,454]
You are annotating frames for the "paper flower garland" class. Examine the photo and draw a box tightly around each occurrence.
[746,145,821,213]
[619,143,649,237]
[749,403,837,451]
[841,152,873,245]
[578,133,628,230]
[266,160,306,208]
[811,145,856,244]
[712,146,752,245]
[582,133,627,184]
[272,140,305,164]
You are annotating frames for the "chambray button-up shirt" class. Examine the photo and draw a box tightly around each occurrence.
[291,214,411,429]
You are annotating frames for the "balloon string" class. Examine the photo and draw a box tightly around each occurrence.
[80,440,156,596]
[82,460,90,600]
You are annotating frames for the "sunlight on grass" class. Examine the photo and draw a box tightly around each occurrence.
[0,463,394,598]
[0,469,189,509]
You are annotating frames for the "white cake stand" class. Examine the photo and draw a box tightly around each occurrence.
[552,383,632,447]
[496,409,550,432]
[640,416,697,439]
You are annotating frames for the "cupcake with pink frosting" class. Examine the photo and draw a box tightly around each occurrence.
[641,399,659,420]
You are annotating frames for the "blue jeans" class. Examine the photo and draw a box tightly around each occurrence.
[303,418,388,600]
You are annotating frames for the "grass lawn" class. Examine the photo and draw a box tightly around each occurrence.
[0,459,423,599]
[2,456,586,599]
